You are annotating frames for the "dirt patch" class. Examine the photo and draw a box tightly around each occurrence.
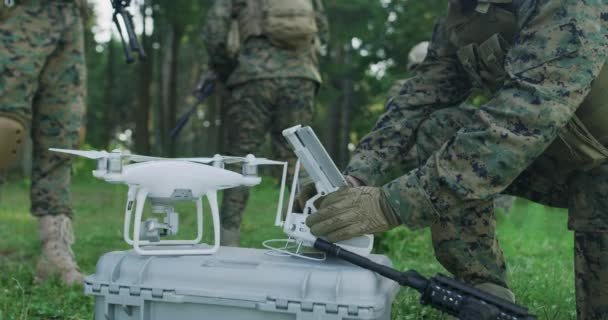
[0,248,17,256]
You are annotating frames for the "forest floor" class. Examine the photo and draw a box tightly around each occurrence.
[0,170,576,319]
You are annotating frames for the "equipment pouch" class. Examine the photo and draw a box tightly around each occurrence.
[457,43,484,87]
[457,33,510,91]
[478,33,509,91]
[446,0,516,48]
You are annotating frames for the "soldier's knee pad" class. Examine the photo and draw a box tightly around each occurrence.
[0,117,26,170]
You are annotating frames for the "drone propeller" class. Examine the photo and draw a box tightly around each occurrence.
[179,154,284,166]
[51,149,284,168]
[243,154,284,166]
[50,148,163,163]
[128,155,166,162]
[180,155,246,164]
[50,148,109,159]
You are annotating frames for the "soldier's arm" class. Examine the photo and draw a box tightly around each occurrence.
[344,18,471,186]
[383,2,608,229]
[313,0,329,46]
[202,0,236,82]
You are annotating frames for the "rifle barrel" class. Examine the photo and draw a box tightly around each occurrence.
[313,238,537,320]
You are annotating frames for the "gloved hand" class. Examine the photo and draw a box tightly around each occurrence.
[293,175,365,213]
[305,186,402,242]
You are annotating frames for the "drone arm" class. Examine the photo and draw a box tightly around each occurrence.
[194,197,204,243]
[123,185,138,244]
[132,188,150,254]
[281,160,301,229]
[206,191,221,253]
[274,162,289,227]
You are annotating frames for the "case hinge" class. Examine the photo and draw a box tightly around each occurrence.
[152,288,164,298]
[275,299,289,310]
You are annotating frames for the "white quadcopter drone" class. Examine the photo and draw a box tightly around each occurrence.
[51,148,287,256]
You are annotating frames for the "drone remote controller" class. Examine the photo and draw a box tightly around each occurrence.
[264,125,374,259]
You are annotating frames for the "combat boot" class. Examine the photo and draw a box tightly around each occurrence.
[444,282,515,319]
[220,227,240,247]
[35,214,84,286]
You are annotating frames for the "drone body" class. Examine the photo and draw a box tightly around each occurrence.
[51,148,287,256]
[113,160,260,199]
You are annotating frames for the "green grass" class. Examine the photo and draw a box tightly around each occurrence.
[386,199,575,320]
[0,175,576,319]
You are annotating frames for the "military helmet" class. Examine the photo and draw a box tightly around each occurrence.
[407,41,430,71]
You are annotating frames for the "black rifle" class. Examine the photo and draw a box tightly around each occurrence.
[314,238,537,320]
[111,0,146,64]
[170,72,217,138]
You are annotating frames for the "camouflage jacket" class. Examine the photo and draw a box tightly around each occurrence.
[345,0,608,229]
[203,0,329,88]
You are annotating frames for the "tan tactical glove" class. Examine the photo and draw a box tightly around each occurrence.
[293,175,365,213]
[305,186,402,242]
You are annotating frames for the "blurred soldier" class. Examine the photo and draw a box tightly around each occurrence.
[302,1,608,317]
[203,0,329,246]
[0,0,85,285]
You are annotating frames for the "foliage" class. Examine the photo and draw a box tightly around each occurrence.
[82,1,448,159]
[0,177,576,319]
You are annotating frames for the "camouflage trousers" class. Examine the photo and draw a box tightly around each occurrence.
[220,78,316,233]
[396,102,608,319]
[0,2,85,217]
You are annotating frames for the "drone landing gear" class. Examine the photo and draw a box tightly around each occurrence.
[123,186,221,255]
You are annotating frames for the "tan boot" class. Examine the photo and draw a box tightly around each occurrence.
[220,227,240,247]
[444,282,515,319]
[35,214,84,286]
[475,282,516,302]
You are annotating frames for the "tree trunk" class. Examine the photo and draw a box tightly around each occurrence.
[327,99,341,161]
[102,40,116,150]
[167,26,182,157]
[134,2,153,155]
[326,43,344,162]
[216,83,229,154]
[159,26,174,156]
[206,80,219,153]
[339,43,354,169]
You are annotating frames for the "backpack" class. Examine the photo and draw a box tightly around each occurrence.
[260,0,318,49]
[228,0,318,53]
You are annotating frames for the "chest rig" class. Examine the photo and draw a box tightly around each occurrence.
[446,0,608,170]
[446,0,517,92]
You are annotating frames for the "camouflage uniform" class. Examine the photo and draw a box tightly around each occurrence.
[204,0,329,246]
[345,1,608,318]
[0,0,85,285]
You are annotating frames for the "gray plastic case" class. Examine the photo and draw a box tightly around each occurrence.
[85,246,400,320]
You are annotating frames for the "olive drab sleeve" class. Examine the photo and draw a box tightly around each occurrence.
[203,0,236,82]
[383,1,608,229]
[344,18,472,186]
